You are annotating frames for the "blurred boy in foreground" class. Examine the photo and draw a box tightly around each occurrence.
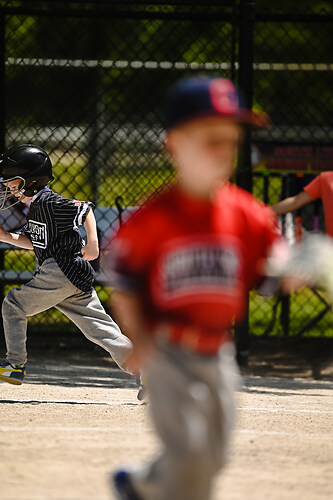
[106,76,285,500]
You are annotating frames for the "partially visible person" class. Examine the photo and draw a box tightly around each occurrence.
[0,144,134,386]
[272,171,333,237]
[106,76,281,500]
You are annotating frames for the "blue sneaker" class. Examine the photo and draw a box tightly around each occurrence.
[0,362,26,385]
[112,470,143,500]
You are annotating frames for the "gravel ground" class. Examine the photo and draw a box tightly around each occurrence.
[0,349,332,500]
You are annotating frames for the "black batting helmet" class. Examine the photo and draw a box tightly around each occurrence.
[0,144,54,209]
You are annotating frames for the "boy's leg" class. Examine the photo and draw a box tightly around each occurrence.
[124,342,238,500]
[55,289,133,373]
[2,259,77,366]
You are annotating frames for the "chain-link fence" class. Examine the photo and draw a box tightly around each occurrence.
[250,7,333,338]
[0,0,332,338]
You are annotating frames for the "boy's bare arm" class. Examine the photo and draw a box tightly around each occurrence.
[0,224,33,250]
[82,209,99,261]
[271,190,312,215]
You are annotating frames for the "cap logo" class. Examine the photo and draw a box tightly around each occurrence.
[209,79,239,115]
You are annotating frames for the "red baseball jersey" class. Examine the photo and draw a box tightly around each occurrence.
[107,183,280,353]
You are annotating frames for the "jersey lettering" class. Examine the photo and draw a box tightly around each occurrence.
[163,246,240,291]
[29,220,48,249]
[155,238,242,305]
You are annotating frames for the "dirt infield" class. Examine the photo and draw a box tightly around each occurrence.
[1,349,332,500]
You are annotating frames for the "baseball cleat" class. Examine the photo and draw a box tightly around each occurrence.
[0,362,26,385]
[136,375,147,402]
[112,470,143,500]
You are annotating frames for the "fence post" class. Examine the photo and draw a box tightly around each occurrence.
[263,171,270,204]
[0,9,4,154]
[237,0,255,193]
[234,0,255,367]
[0,8,5,324]
[280,174,290,336]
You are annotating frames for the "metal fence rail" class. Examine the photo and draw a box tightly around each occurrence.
[0,0,332,338]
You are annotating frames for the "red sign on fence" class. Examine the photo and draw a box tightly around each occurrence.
[253,143,333,173]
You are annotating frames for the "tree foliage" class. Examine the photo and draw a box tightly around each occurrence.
[2,1,333,132]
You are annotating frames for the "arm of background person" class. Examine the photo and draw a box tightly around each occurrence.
[271,190,312,215]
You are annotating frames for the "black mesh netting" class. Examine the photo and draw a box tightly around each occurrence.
[0,0,332,337]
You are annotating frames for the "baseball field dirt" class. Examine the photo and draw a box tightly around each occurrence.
[0,334,332,500]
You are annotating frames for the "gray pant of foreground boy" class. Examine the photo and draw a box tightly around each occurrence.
[113,341,239,500]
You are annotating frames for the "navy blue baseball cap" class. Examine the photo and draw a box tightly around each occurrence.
[164,76,269,130]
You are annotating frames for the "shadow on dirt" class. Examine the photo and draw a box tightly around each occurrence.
[0,327,332,387]
[240,374,332,396]
[244,337,333,382]
[23,356,137,389]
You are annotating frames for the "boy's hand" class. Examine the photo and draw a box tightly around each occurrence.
[0,224,8,241]
[125,337,155,373]
[82,241,99,261]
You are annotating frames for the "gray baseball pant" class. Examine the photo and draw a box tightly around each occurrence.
[130,340,239,500]
[2,258,132,372]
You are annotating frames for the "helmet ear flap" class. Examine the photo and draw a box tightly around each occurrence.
[23,176,51,196]
[26,179,37,189]
[23,178,39,196]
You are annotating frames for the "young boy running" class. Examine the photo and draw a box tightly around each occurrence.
[0,144,133,385]
[106,76,281,500]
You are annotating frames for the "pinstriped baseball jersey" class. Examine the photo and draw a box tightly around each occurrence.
[23,187,95,292]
